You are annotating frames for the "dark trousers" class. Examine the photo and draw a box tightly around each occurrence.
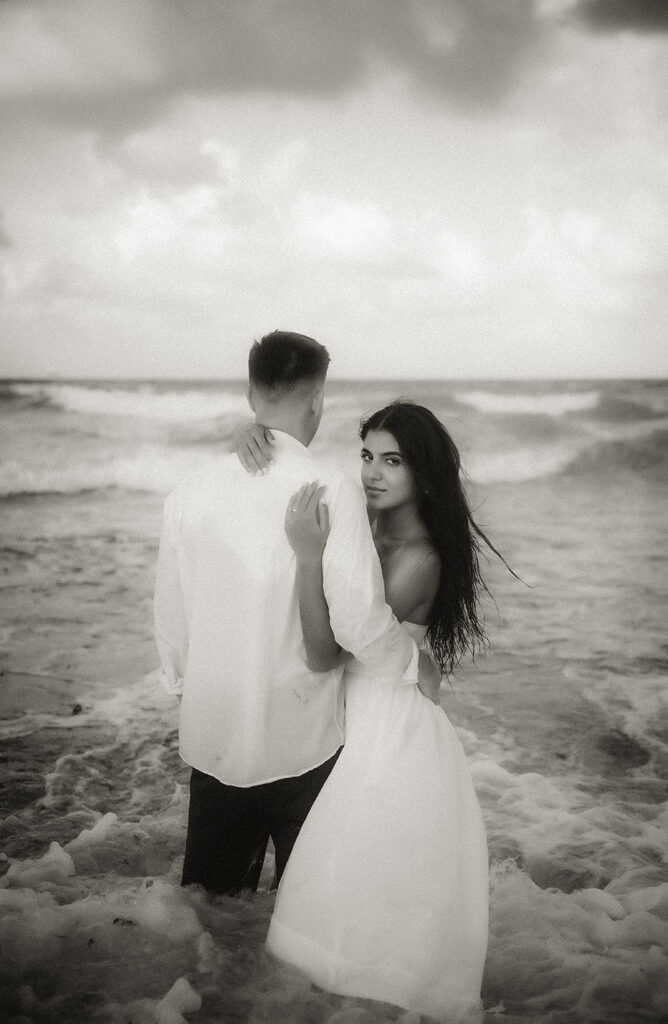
[181,749,341,896]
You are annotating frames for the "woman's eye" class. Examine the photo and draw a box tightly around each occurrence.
[386,457,400,467]
[361,451,371,461]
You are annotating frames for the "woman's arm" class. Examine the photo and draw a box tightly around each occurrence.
[384,546,443,703]
[285,482,346,673]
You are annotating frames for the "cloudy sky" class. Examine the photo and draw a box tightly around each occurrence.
[1,0,667,380]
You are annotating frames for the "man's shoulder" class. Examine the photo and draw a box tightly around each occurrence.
[316,468,367,522]
[311,460,361,502]
[165,456,237,506]
[271,447,356,494]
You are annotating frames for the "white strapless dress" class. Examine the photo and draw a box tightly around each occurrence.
[266,624,489,1022]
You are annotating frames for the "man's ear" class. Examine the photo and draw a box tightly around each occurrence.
[246,386,256,413]
[310,383,324,413]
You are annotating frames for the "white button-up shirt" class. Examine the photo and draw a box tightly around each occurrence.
[154,430,418,787]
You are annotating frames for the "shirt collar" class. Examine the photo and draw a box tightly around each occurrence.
[270,429,312,455]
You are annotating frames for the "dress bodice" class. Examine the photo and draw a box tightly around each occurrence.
[344,621,428,688]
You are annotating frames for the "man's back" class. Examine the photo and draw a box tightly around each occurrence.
[155,431,348,786]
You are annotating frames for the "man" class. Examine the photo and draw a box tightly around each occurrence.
[154,330,418,896]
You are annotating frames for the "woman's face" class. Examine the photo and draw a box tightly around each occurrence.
[360,429,417,513]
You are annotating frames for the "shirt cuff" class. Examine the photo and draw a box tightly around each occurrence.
[159,668,183,697]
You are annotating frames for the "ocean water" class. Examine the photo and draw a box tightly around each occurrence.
[0,377,667,1024]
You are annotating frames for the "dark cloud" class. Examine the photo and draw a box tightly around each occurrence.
[161,0,543,106]
[385,0,545,106]
[1,0,546,135]
[19,87,175,140]
[576,0,668,31]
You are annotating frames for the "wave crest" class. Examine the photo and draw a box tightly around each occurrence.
[5,383,248,422]
[0,448,215,497]
[457,389,601,417]
[563,429,668,479]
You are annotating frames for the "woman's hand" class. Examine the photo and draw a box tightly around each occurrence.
[285,482,330,562]
[232,423,275,475]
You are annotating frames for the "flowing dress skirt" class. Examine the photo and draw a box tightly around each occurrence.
[266,659,489,1022]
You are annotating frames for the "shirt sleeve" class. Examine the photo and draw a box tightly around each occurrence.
[321,475,419,683]
[153,493,188,696]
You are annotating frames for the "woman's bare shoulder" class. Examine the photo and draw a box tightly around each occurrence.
[391,537,439,576]
[383,539,441,622]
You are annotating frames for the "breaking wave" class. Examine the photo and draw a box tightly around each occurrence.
[3,382,248,422]
[456,388,602,417]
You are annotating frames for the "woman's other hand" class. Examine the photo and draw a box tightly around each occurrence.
[285,482,330,562]
[233,423,275,475]
[417,650,442,705]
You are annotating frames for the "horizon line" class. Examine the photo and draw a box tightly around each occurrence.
[2,374,667,385]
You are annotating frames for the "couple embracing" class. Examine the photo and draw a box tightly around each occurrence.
[154,330,489,1022]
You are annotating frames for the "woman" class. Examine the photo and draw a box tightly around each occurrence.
[236,401,490,1022]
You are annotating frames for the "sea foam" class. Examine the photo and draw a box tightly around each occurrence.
[457,389,601,417]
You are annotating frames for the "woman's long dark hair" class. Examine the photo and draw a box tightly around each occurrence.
[360,400,504,678]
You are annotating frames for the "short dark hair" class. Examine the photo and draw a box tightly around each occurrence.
[248,330,330,393]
